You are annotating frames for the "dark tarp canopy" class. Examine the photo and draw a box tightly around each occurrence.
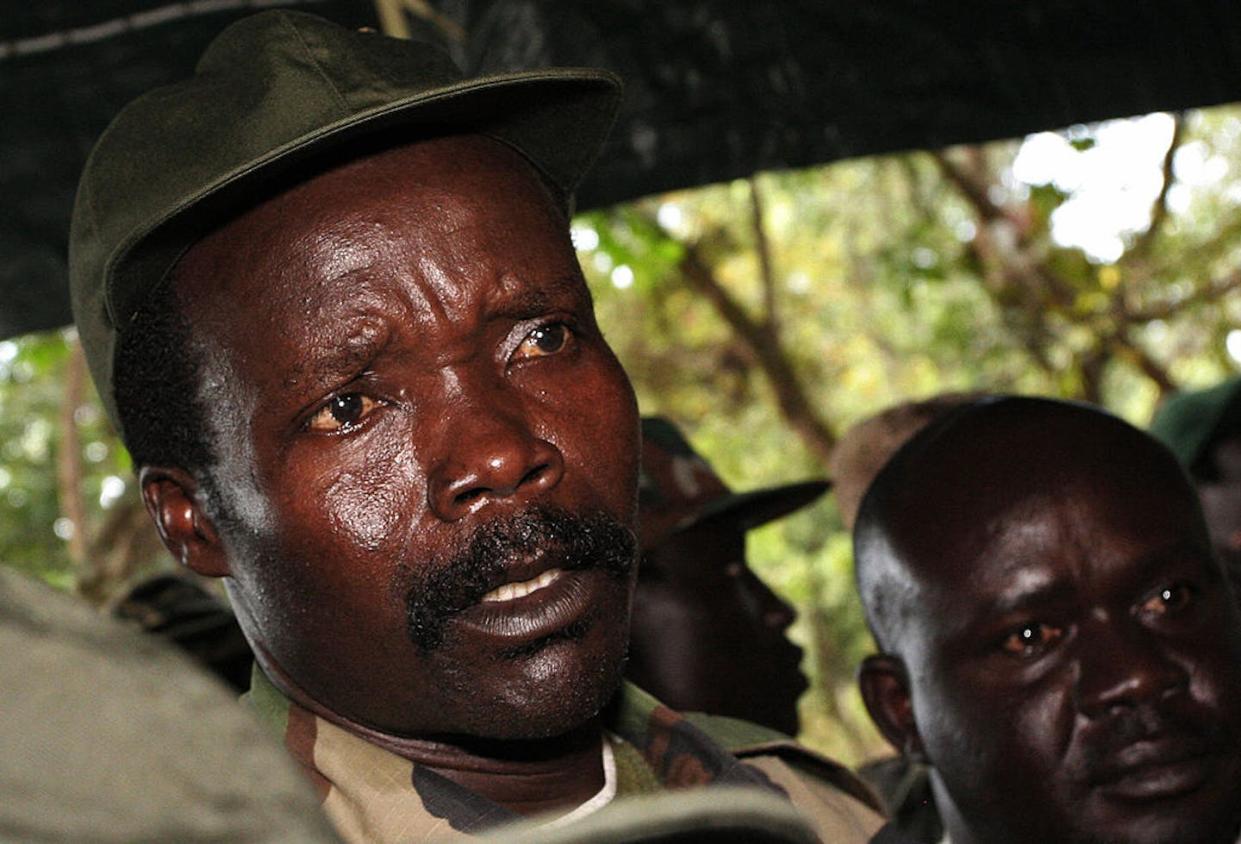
[4,0,1241,339]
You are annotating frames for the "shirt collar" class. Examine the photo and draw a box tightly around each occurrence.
[245,665,783,839]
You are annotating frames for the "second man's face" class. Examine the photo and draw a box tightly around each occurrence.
[902,472,1241,844]
[175,135,641,739]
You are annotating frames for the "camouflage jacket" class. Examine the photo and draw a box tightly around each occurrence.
[247,667,889,842]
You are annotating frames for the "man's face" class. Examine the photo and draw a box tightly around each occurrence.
[627,520,806,734]
[894,467,1241,844]
[173,135,640,739]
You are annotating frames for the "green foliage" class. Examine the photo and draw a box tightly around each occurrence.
[0,331,154,593]
[0,333,74,586]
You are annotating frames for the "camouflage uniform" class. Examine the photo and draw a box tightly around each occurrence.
[247,667,889,842]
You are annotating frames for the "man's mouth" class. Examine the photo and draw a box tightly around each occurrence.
[480,568,564,603]
[1091,735,1219,802]
[403,506,636,653]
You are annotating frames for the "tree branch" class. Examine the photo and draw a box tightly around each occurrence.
[672,230,838,465]
[1129,113,1185,261]
[931,150,1019,226]
[1127,268,1241,323]
[373,0,465,42]
[748,175,779,333]
[1115,332,1177,400]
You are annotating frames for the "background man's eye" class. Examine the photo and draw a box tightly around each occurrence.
[307,393,378,432]
[1140,583,1194,616]
[514,323,570,360]
[1000,622,1064,657]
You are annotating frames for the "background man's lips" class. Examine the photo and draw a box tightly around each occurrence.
[1095,754,1214,802]
[453,568,608,643]
[1090,735,1219,802]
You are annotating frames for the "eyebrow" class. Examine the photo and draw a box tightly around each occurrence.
[1118,536,1218,589]
[279,321,389,393]
[275,275,590,393]
[985,537,1214,616]
[986,577,1075,618]
[486,275,591,318]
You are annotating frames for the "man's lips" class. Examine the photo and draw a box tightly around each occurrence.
[1090,735,1218,802]
[404,506,635,653]
[453,567,611,644]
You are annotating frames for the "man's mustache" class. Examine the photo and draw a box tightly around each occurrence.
[404,506,636,652]
[1080,700,1235,784]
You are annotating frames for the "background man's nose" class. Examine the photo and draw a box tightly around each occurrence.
[427,411,565,521]
[732,563,797,631]
[762,597,797,632]
[1073,623,1189,717]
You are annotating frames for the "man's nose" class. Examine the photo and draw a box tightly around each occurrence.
[426,402,564,522]
[763,597,797,632]
[733,563,797,631]
[1073,621,1189,717]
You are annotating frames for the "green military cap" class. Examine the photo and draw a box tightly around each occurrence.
[638,416,829,549]
[69,9,622,434]
[1149,377,1241,473]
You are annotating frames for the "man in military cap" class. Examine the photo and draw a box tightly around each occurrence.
[855,396,1241,844]
[629,416,825,736]
[69,11,892,842]
[1150,377,1241,594]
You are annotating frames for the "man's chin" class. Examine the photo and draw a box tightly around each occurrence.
[1075,776,1241,844]
[473,630,629,741]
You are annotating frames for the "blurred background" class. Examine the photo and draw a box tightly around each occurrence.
[6,1,1241,765]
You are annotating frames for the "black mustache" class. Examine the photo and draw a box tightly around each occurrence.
[404,506,635,652]
[1081,703,1230,783]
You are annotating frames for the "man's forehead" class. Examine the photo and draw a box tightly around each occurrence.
[872,400,1210,616]
[174,135,574,318]
[896,468,1201,576]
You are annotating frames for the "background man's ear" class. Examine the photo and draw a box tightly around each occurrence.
[859,653,926,761]
[139,466,230,577]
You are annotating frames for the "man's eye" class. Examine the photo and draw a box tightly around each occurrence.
[513,323,571,361]
[1000,622,1064,658]
[1139,583,1195,617]
[306,393,379,433]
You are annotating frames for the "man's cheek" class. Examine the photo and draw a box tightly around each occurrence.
[325,462,418,553]
[316,435,422,554]
[921,676,1034,772]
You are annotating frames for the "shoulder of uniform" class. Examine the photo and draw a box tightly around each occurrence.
[680,710,792,749]
[682,712,884,815]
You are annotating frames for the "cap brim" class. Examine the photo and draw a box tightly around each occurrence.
[686,479,831,534]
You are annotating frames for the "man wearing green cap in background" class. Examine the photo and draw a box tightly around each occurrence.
[68,11,894,842]
[1150,377,1241,593]
[629,416,826,736]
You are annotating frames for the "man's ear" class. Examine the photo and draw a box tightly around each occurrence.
[859,653,926,761]
[139,466,230,577]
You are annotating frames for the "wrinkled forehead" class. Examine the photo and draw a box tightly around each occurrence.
[181,135,560,271]
[172,134,575,336]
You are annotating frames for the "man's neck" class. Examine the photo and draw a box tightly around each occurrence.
[336,710,607,817]
[256,652,605,817]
